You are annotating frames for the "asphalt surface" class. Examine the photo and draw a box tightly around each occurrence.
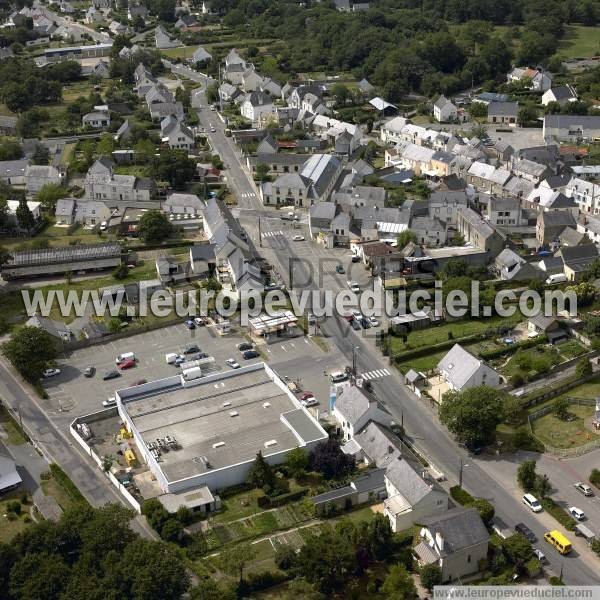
[194,91,600,584]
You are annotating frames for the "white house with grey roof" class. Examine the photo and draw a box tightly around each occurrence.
[240,91,274,126]
[415,507,489,582]
[542,85,577,106]
[25,164,64,194]
[85,157,152,202]
[437,344,501,393]
[160,116,195,150]
[487,101,518,125]
[0,159,29,186]
[433,95,457,123]
[333,385,391,441]
[543,115,600,143]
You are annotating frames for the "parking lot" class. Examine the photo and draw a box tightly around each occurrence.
[41,320,347,426]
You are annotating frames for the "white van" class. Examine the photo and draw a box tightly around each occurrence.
[545,273,567,285]
[165,353,179,364]
[330,371,348,383]
[115,352,135,364]
[522,493,542,512]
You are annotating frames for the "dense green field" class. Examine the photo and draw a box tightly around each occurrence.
[557,25,600,59]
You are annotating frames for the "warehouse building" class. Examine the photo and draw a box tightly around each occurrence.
[116,362,328,495]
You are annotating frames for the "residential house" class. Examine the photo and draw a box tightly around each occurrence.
[82,59,110,79]
[83,106,111,129]
[128,4,148,19]
[543,115,600,143]
[455,208,504,258]
[525,187,578,214]
[566,178,600,214]
[494,248,542,281]
[0,159,29,186]
[163,193,204,216]
[0,454,21,494]
[160,116,195,150]
[25,312,71,341]
[0,116,17,136]
[487,102,518,125]
[556,245,600,282]
[85,6,103,23]
[218,83,241,103]
[155,25,180,49]
[75,200,112,227]
[486,196,522,228]
[472,92,508,105]
[334,186,386,210]
[542,85,578,106]
[415,508,489,582]
[247,153,307,175]
[25,164,63,194]
[437,344,501,392]
[85,157,153,202]
[536,211,576,246]
[240,91,274,126]
[332,385,391,441]
[491,140,515,167]
[309,202,337,238]
[466,162,511,195]
[190,46,211,64]
[433,95,457,123]
[380,116,409,144]
[410,216,446,246]
[174,14,198,31]
[289,84,323,110]
[109,20,129,36]
[224,48,246,69]
[571,165,600,181]
[507,67,552,92]
[512,158,549,184]
[54,198,76,225]
[527,315,567,343]
[578,214,600,244]
[114,120,133,143]
[425,191,469,226]
[241,66,263,92]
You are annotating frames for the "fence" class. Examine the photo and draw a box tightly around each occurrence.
[520,370,598,409]
[528,397,600,457]
[70,412,142,513]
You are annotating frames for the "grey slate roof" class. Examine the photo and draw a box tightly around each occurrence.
[310,201,336,221]
[385,457,432,504]
[487,101,519,116]
[417,507,489,555]
[437,343,497,390]
[335,385,373,426]
[354,421,402,468]
[55,198,75,217]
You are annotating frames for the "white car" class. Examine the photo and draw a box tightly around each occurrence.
[347,280,360,293]
[210,126,216,132]
[569,506,585,520]
[226,358,240,369]
[574,482,593,496]
[522,493,542,513]
[103,397,116,407]
[302,397,318,408]
[293,235,305,241]
[352,309,362,319]
[42,368,61,378]
[369,316,380,327]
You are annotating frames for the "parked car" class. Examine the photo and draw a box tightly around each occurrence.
[103,397,116,407]
[569,506,585,520]
[190,352,209,360]
[293,235,305,241]
[175,356,186,366]
[184,320,196,330]
[351,255,360,263]
[237,342,253,351]
[347,280,360,293]
[302,397,318,408]
[360,317,371,329]
[299,391,314,402]
[103,370,121,381]
[515,522,536,543]
[336,264,345,274]
[533,548,546,563]
[522,493,542,513]
[369,316,380,327]
[184,344,200,354]
[574,482,593,496]
[194,317,207,326]
[134,379,147,385]
[242,350,260,360]
[226,358,240,369]
[351,319,361,330]
[42,368,61,378]
[83,366,96,378]
[118,358,136,370]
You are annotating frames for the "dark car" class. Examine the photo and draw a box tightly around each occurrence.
[351,255,360,263]
[351,319,361,330]
[184,344,200,354]
[184,320,196,330]
[360,317,371,329]
[83,366,96,378]
[134,379,147,385]
[191,352,209,360]
[242,350,260,360]
[237,342,253,351]
[515,522,536,543]
[103,370,121,381]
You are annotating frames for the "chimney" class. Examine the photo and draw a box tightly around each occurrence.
[435,532,444,552]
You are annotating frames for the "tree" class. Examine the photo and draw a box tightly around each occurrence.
[331,83,350,106]
[32,143,50,165]
[256,163,270,182]
[96,133,115,157]
[439,386,506,450]
[281,578,325,600]
[155,149,196,190]
[36,183,67,210]
[189,578,236,600]
[308,439,355,480]
[501,533,533,567]
[397,229,417,248]
[216,543,256,584]
[9,552,71,600]
[468,101,487,119]
[285,447,309,477]
[468,498,495,526]
[534,473,551,499]
[419,563,442,591]
[517,459,537,492]
[381,564,418,600]
[518,104,538,125]
[206,82,219,105]
[160,517,183,542]
[112,263,129,280]
[0,245,12,268]
[3,326,57,382]
[247,451,275,489]
[0,139,23,161]
[575,357,592,378]
[553,397,570,421]
[138,209,172,243]
[16,197,35,233]
[365,512,393,561]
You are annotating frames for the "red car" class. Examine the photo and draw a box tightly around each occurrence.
[299,391,314,402]
[134,379,147,385]
[118,358,136,370]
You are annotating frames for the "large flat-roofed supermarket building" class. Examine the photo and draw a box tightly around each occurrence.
[116,363,328,494]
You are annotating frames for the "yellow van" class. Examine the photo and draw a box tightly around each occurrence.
[544,530,572,555]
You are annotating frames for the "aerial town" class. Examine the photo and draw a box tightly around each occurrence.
[0,0,600,597]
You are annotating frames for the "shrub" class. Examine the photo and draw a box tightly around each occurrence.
[525,557,542,577]
[274,545,297,570]
[7,500,21,515]
[541,498,577,531]
[49,464,88,505]
[449,486,474,506]
[258,488,308,509]
[590,469,600,487]
[20,492,28,504]
[23,514,31,523]
[468,498,495,527]
[6,512,17,521]
[549,576,564,586]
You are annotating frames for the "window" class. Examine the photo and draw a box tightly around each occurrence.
[467,554,471,563]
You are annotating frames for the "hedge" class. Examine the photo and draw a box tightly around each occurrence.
[541,498,576,531]
[49,463,89,506]
[449,486,475,506]
[257,488,308,509]
[393,331,492,364]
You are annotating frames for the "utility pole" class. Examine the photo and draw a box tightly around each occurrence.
[352,346,357,380]
[288,260,293,290]
[258,217,262,247]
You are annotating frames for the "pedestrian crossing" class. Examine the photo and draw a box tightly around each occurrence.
[241,192,256,199]
[361,368,391,380]
[262,230,284,238]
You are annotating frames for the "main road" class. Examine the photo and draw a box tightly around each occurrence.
[195,94,600,584]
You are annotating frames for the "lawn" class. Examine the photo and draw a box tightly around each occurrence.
[557,340,587,360]
[210,488,265,524]
[0,490,34,543]
[0,404,28,445]
[501,345,561,382]
[557,25,600,59]
[161,45,197,60]
[531,404,599,449]
[40,472,85,512]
